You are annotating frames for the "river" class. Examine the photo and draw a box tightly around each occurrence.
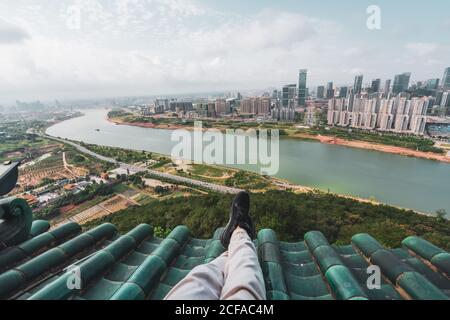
[46,109,450,217]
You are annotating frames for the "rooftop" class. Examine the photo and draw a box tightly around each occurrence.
[0,197,448,300]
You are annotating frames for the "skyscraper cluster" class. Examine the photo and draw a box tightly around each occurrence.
[327,96,432,135]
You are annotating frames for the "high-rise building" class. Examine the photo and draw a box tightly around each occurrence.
[155,98,170,111]
[282,84,297,108]
[170,101,193,113]
[215,99,231,115]
[370,79,381,93]
[326,82,334,99]
[339,87,348,98]
[441,92,450,108]
[384,79,391,94]
[353,75,363,94]
[442,67,450,90]
[298,69,308,107]
[393,72,411,95]
[272,90,278,100]
[240,97,271,115]
[425,79,440,91]
[272,107,295,122]
[316,86,325,99]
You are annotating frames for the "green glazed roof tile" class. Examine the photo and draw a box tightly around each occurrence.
[289,292,334,300]
[304,231,329,252]
[351,233,383,257]
[285,272,330,298]
[312,245,344,274]
[280,250,313,265]
[402,236,445,261]
[282,261,320,277]
[122,251,148,266]
[261,261,288,294]
[423,272,450,291]
[166,226,190,247]
[266,290,291,300]
[257,229,279,245]
[204,240,225,262]
[259,242,282,264]
[81,278,122,300]
[0,198,33,247]
[162,267,190,287]
[48,222,81,240]
[390,248,411,260]
[0,248,26,273]
[366,284,403,300]
[30,220,51,238]
[136,241,159,255]
[149,282,173,300]
[126,224,153,243]
[370,249,415,284]
[404,257,436,275]
[333,244,356,255]
[279,241,307,252]
[1,207,449,301]
[341,254,370,269]
[151,238,181,265]
[397,272,449,300]
[181,244,206,257]
[430,253,450,277]
[126,254,167,295]
[173,254,204,270]
[110,282,145,300]
[325,265,368,300]
[105,262,138,282]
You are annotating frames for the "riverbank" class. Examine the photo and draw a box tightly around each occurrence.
[290,132,450,164]
[109,116,450,164]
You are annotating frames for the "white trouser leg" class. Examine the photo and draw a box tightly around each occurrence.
[164,253,227,300]
[220,227,266,300]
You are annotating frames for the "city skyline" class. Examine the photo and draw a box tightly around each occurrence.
[0,0,449,104]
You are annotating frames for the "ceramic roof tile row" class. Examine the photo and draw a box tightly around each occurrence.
[0,221,449,300]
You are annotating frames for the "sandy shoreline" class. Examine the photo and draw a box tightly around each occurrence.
[109,117,450,164]
[291,133,450,164]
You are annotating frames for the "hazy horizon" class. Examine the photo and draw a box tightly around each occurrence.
[0,0,449,105]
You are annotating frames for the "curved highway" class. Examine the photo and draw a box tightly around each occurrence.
[40,133,242,194]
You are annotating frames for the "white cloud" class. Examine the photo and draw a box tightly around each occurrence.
[405,42,439,57]
[0,2,448,104]
[0,18,29,44]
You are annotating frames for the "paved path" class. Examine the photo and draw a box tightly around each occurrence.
[41,133,242,194]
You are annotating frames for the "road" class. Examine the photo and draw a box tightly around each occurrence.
[40,133,242,194]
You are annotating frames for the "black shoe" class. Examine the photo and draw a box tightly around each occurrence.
[220,191,256,248]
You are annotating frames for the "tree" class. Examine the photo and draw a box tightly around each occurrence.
[436,209,447,221]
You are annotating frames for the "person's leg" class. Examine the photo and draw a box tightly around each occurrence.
[219,191,266,300]
[164,252,228,300]
[220,227,266,300]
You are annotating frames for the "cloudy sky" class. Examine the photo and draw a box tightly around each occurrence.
[0,0,449,104]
